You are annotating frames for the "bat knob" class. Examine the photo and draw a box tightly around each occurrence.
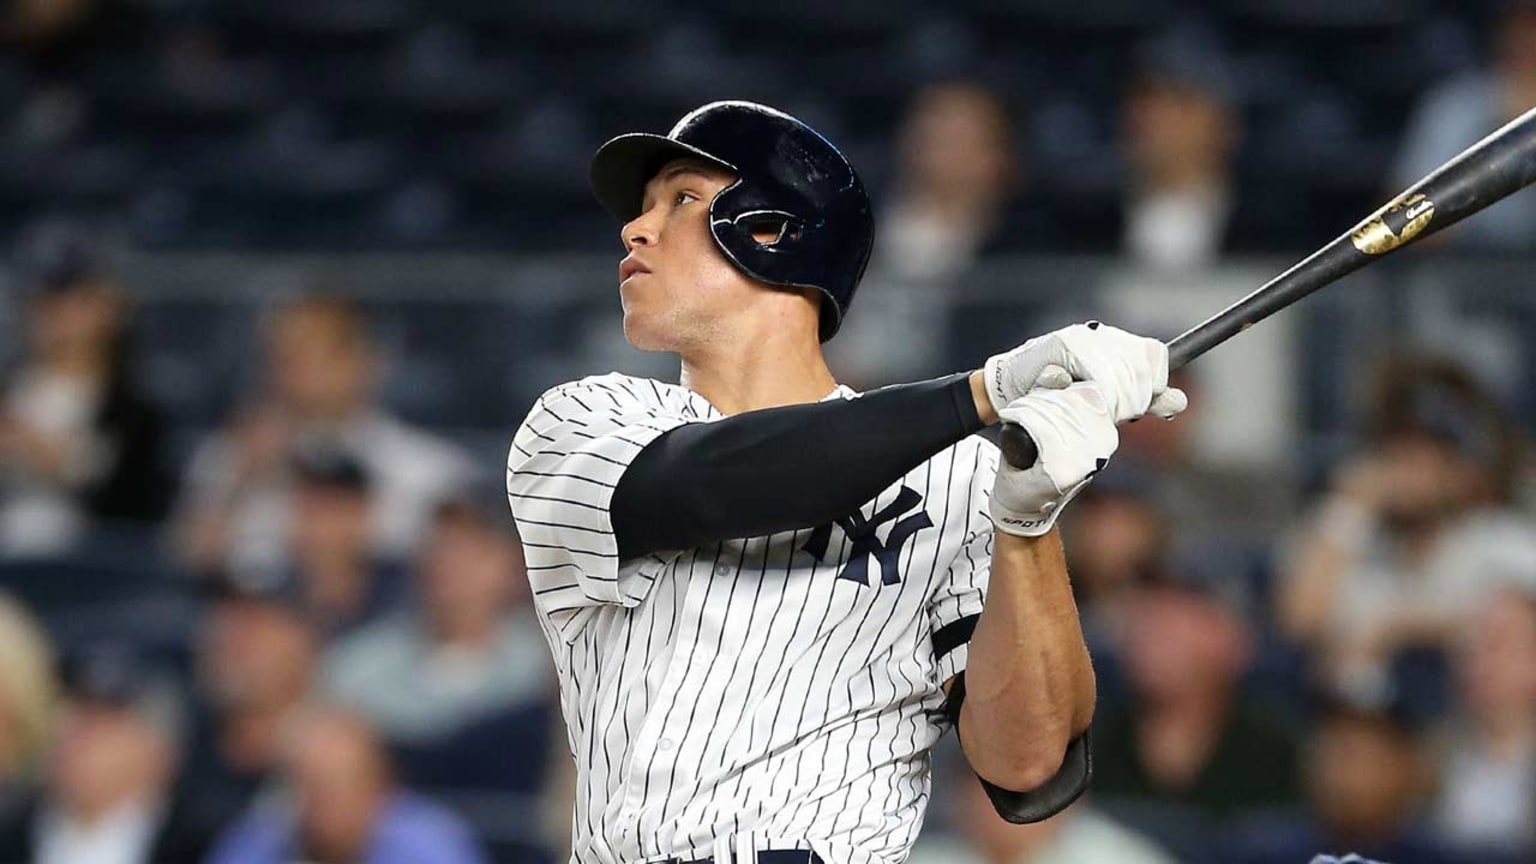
[998,421,1041,470]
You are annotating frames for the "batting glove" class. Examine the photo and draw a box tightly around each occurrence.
[983,321,1189,424]
[990,381,1117,537]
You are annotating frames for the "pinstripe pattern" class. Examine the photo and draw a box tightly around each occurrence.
[507,374,995,864]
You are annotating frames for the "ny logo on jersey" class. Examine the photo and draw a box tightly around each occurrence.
[802,486,933,587]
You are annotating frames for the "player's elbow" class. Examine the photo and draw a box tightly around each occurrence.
[962,705,1077,793]
[977,737,1072,794]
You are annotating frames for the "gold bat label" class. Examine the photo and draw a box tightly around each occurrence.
[1351,193,1436,254]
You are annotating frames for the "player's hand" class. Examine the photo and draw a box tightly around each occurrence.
[982,321,1188,424]
[990,381,1117,537]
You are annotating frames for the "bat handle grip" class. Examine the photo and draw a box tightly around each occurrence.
[997,337,1192,470]
[998,421,1039,470]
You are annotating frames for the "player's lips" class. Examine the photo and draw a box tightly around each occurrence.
[619,256,652,285]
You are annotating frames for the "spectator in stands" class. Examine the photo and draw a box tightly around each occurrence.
[0,645,213,864]
[829,81,1023,385]
[1228,698,1448,864]
[322,487,549,745]
[208,707,487,864]
[1432,586,1536,858]
[0,223,172,555]
[906,747,1176,864]
[285,445,405,639]
[1090,583,1301,853]
[175,293,471,576]
[1059,470,1171,654]
[2,0,97,45]
[1110,368,1296,542]
[1120,27,1276,268]
[322,488,554,864]
[1393,1,1536,249]
[0,0,100,158]
[180,568,318,840]
[1279,357,1536,702]
[0,594,57,823]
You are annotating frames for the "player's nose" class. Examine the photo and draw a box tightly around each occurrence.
[622,213,658,250]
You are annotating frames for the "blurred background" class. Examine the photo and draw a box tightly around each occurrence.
[1,0,1536,863]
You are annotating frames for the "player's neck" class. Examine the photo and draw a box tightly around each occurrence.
[679,326,837,416]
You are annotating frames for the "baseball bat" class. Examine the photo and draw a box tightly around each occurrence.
[999,105,1536,471]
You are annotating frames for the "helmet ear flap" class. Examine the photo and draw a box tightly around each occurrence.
[706,175,857,343]
[708,183,802,275]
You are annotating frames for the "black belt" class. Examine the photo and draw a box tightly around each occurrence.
[666,852,823,864]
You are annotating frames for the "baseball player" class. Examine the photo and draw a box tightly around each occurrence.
[507,101,1186,864]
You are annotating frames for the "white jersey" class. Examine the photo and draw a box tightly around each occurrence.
[507,373,997,864]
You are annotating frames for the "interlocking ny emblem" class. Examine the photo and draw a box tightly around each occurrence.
[802,486,933,586]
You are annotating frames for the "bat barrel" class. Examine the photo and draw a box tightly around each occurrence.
[1168,105,1536,369]
[1000,105,1536,471]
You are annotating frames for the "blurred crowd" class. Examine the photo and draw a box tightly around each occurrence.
[3,2,1536,864]
[1,0,1536,251]
[1,243,559,863]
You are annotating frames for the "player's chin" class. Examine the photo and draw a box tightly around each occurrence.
[620,310,673,352]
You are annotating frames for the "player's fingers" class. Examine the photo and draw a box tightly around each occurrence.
[1148,387,1189,420]
[1032,364,1072,390]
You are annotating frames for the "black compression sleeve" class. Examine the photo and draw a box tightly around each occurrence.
[611,373,985,559]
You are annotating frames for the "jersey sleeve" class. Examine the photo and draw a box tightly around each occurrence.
[507,377,692,614]
[927,440,998,685]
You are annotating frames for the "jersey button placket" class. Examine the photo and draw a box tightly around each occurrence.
[620,553,717,836]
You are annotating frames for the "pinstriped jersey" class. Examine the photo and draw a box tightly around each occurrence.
[506,373,997,864]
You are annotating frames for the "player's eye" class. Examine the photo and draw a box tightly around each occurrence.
[674,190,700,206]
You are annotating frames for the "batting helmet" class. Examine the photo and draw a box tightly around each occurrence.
[589,101,874,342]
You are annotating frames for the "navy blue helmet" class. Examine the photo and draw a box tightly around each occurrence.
[589,101,874,342]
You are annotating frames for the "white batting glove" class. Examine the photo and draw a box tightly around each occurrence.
[983,321,1189,424]
[990,382,1118,537]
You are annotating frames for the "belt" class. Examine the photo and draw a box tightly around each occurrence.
[666,853,824,864]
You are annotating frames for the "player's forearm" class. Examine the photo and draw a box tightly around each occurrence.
[611,372,985,558]
[969,369,999,425]
[958,529,1095,792]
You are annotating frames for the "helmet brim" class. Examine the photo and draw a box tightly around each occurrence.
[589,133,737,222]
